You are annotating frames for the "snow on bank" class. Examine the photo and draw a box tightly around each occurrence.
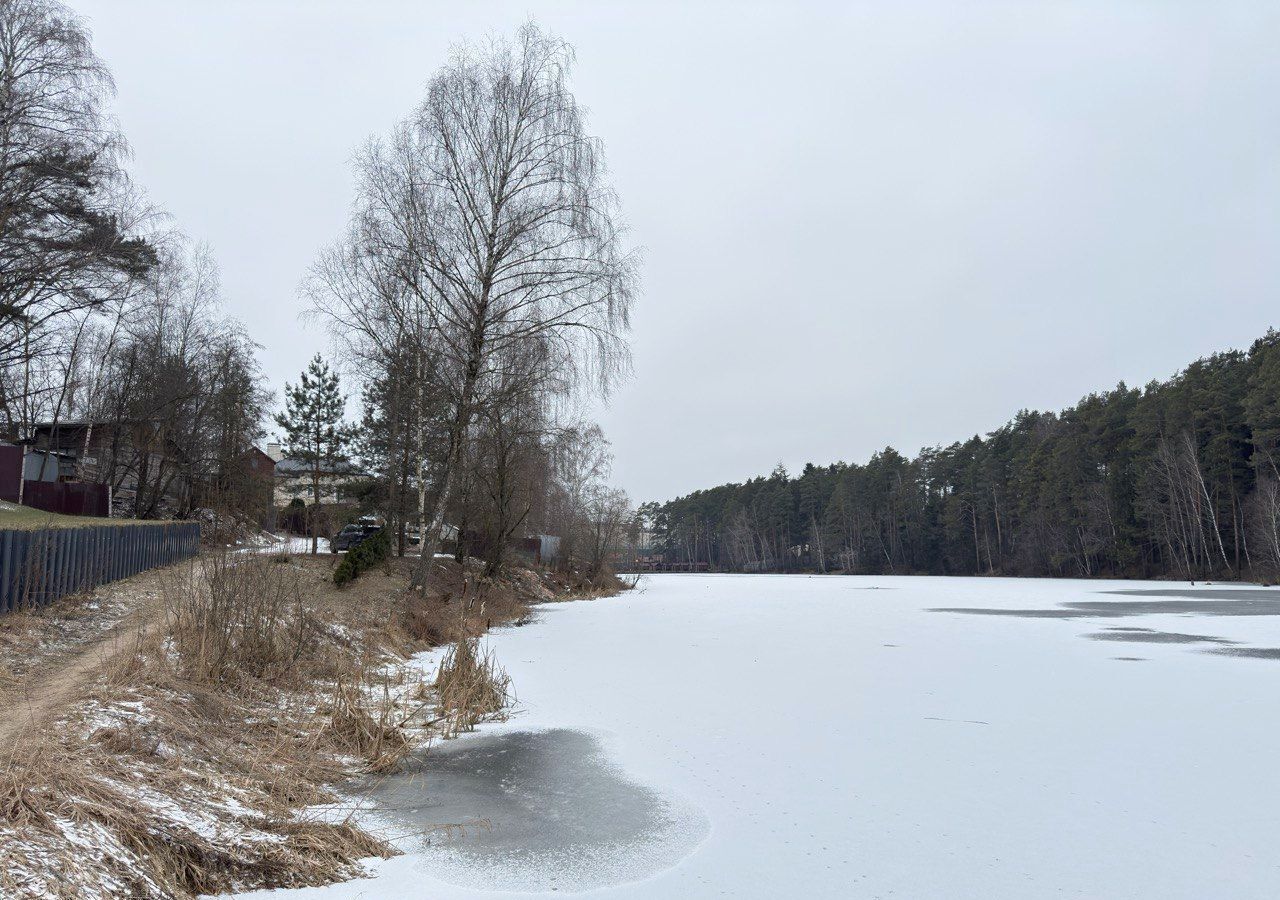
[238,575,1280,899]
[239,534,331,555]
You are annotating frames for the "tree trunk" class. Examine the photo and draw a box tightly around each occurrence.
[410,354,481,594]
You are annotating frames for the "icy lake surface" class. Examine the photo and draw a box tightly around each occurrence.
[240,574,1280,899]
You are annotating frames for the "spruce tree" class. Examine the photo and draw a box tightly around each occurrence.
[274,355,355,554]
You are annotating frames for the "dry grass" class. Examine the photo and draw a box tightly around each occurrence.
[433,637,513,739]
[0,553,411,897]
[1,727,391,897]
[164,553,313,683]
[0,656,401,897]
[320,665,414,774]
[0,501,150,531]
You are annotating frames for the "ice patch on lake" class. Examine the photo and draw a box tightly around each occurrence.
[369,728,708,893]
[1084,626,1236,644]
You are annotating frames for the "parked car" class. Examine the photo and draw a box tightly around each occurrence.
[331,522,382,553]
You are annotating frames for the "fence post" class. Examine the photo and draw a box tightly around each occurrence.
[79,528,90,593]
[80,528,90,593]
[55,530,66,600]
[87,527,96,590]
[40,530,52,606]
[63,529,74,599]
[54,529,67,603]
[77,529,86,593]
[70,529,80,594]
[0,531,10,615]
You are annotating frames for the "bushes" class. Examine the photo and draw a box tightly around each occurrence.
[165,553,311,682]
[333,528,390,586]
[277,498,306,534]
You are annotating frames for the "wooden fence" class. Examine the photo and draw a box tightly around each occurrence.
[21,480,111,517]
[0,522,200,614]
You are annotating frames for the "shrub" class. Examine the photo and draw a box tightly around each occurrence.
[165,553,310,682]
[333,528,390,586]
[277,498,307,533]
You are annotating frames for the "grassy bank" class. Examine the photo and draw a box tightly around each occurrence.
[0,501,148,530]
[0,550,622,898]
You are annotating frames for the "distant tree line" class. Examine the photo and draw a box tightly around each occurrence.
[647,330,1280,582]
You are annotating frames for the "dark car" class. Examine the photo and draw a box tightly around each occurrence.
[331,523,381,553]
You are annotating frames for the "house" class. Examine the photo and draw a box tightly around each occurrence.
[27,419,186,487]
[273,457,368,506]
[193,446,277,528]
[241,447,277,481]
[0,440,111,516]
[23,422,277,521]
[24,420,189,516]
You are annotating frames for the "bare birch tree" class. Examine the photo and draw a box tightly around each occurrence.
[311,24,636,593]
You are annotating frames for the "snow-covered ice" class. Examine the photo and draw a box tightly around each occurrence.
[237,574,1280,899]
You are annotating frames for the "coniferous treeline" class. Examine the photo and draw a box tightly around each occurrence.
[646,330,1280,580]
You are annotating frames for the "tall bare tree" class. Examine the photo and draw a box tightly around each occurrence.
[311,24,636,593]
[0,0,154,430]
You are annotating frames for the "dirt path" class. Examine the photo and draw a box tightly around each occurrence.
[0,560,195,751]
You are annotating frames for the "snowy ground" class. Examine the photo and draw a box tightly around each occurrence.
[237,574,1280,899]
[239,534,330,554]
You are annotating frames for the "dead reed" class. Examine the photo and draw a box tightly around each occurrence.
[320,665,413,774]
[433,637,513,739]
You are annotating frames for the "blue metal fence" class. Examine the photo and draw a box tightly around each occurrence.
[0,522,201,614]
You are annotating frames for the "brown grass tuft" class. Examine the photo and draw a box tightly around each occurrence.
[433,637,513,739]
[320,666,413,774]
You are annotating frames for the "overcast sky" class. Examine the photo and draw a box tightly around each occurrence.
[75,0,1280,503]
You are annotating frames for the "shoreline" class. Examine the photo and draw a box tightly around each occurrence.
[0,551,622,899]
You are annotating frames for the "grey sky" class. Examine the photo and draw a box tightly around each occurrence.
[75,1,1280,503]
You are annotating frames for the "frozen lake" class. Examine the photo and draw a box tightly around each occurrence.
[242,574,1280,899]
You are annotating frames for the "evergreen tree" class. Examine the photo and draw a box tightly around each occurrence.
[647,328,1280,582]
[274,355,355,554]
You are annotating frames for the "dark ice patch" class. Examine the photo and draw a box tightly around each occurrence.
[364,728,707,892]
[1085,628,1236,645]
[929,607,1113,619]
[1105,588,1280,601]
[933,591,1280,620]
[1203,647,1280,661]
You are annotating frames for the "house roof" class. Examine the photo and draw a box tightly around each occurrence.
[274,457,367,477]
